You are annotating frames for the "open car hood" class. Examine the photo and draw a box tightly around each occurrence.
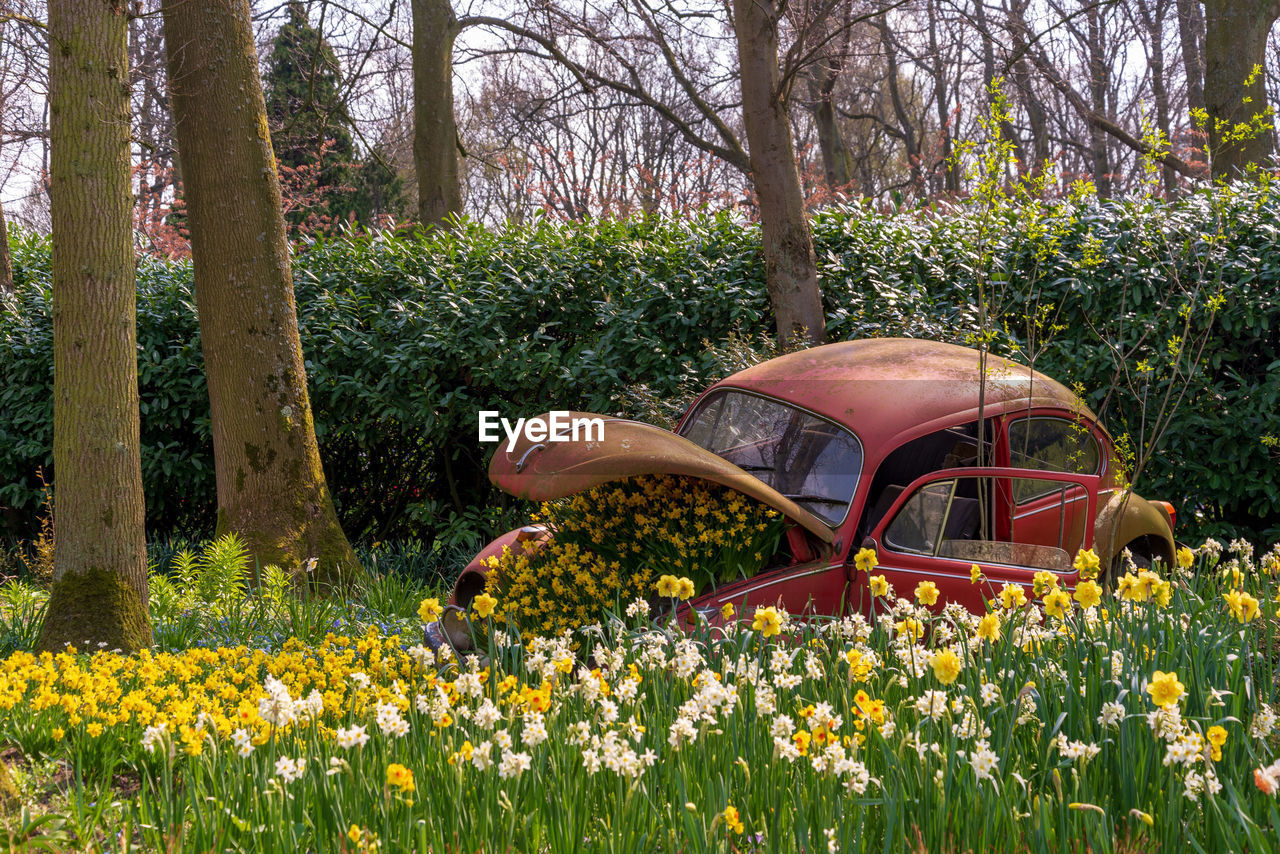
[488,411,835,546]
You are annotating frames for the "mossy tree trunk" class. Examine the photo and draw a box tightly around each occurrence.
[412,0,463,227]
[732,0,826,345]
[1203,0,1280,178]
[161,0,360,589]
[39,0,151,653]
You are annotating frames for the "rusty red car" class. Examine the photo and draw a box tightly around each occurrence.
[449,338,1176,624]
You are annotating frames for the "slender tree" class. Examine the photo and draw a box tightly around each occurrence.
[39,0,150,651]
[161,0,360,587]
[734,0,826,343]
[412,0,463,226]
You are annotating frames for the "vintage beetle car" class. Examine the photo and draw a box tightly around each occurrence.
[450,338,1176,621]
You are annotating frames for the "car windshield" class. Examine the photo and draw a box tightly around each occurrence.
[679,389,863,525]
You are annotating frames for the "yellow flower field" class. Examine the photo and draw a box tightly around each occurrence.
[0,538,1277,852]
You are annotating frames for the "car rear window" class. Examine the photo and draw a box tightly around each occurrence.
[680,390,862,525]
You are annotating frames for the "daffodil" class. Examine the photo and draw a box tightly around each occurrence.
[752,606,782,637]
[1043,589,1071,620]
[471,592,498,619]
[915,580,940,606]
[1223,589,1260,623]
[418,597,443,623]
[1073,548,1101,579]
[870,575,890,597]
[1146,670,1185,708]
[386,762,416,793]
[976,612,1001,643]
[854,547,878,574]
[931,649,962,684]
[998,584,1027,610]
[1073,580,1102,609]
[1033,571,1059,597]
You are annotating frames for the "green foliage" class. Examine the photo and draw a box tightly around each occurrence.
[152,534,251,620]
[1,189,1278,547]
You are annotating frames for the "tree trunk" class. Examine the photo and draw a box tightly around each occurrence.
[1203,0,1280,178]
[808,64,855,193]
[732,0,825,345]
[1085,4,1113,198]
[877,20,924,194]
[973,0,1024,166]
[0,82,12,295]
[161,0,360,588]
[1141,0,1178,195]
[40,0,151,652]
[412,0,463,227]
[1008,0,1049,178]
[1176,0,1206,116]
[926,0,959,193]
[0,188,12,295]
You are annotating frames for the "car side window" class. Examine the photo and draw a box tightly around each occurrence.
[884,480,955,554]
[881,475,1085,571]
[1007,417,1100,502]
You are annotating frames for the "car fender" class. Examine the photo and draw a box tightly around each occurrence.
[1093,491,1175,569]
[452,526,550,609]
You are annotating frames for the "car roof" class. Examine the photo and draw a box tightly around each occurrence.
[702,338,1099,451]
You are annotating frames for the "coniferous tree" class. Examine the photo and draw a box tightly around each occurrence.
[263,2,407,231]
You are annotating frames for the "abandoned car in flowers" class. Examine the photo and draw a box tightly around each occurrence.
[442,338,1177,640]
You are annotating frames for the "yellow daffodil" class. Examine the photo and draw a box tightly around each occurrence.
[722,805,745,835]
[471,592,498,619]
[1073,580,1102,609]
[720,602,735,619]
[1207,725,1228,761]
[895,617,924,641]
[752,606,782,638]
[998,584,1027,610]
[870,575,890,597]
[854,547,878,574]
[417,597,443,623]
[1176,546,1195,569]
[970,564,984,584]
[1073,548,1101,579]
[386,762,415,793]
[1033,571,1059,597]
[931,648,962,684]
[1223,589,1260,623]
[675,577,696,600]
[915,580,940,606]
[976,612,1001,643]
[1043,589,1072,620]
[1146,670,1185,708]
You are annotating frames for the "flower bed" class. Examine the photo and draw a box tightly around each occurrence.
[480,474,786,638]
[0,540,1277,851]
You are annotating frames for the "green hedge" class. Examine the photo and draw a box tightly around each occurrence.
[1,185,1277,545]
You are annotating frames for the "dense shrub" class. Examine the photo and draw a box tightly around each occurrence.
[1,185,1277,545]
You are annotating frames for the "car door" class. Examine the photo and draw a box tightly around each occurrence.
[863,466,1100,613]
[699,553,849,619]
